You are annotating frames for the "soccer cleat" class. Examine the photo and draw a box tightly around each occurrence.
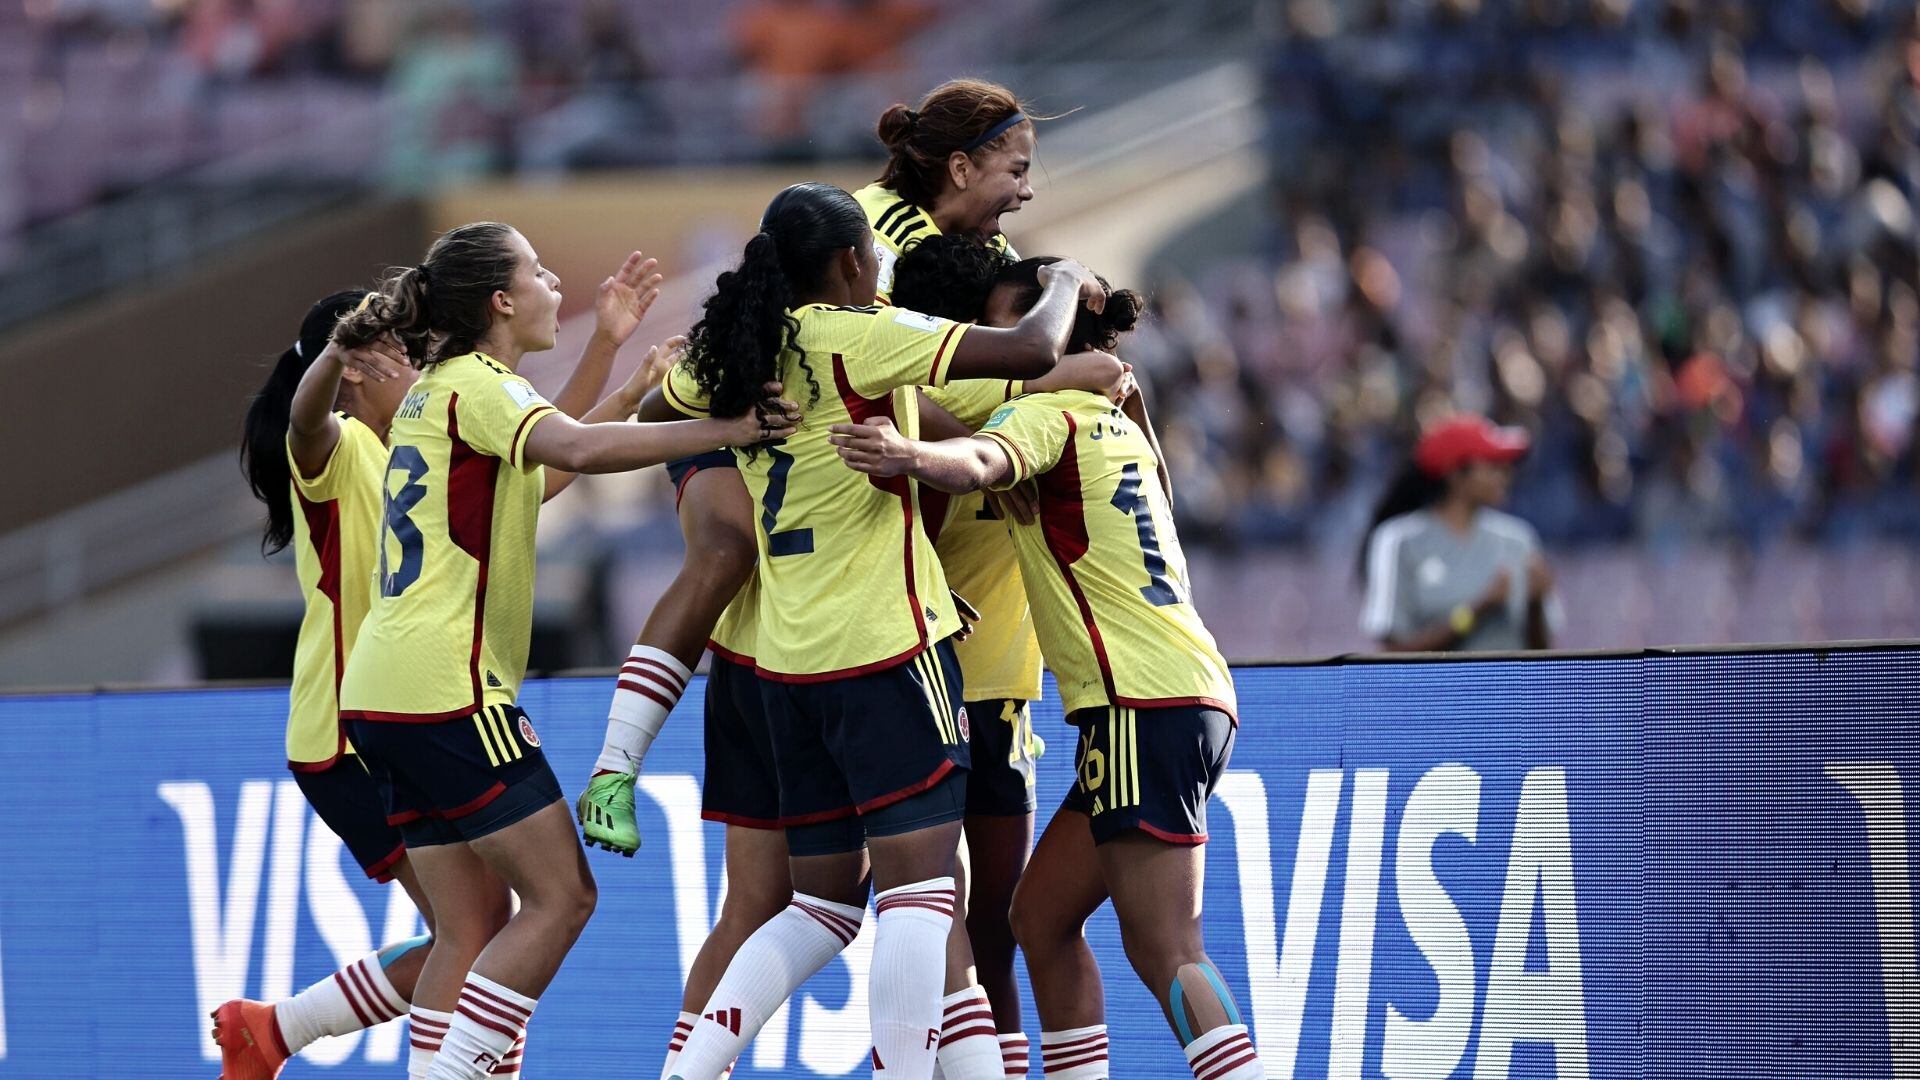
[577,771,640,855]
[211,999,289,1080]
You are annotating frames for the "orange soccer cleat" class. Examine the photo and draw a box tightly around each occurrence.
[211,999,291,1080]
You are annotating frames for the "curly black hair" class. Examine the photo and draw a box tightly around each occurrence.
[683,183,870,426]
[888,233,1013,323]
[892,235,1144,352]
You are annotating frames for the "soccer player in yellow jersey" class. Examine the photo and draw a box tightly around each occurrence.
[663,182,1105,1080]
[219,252,685,1080]
[853,78,1048,1077]
[855,78,1034,304]
[831,287,1267,1080]
[328,222,796,1080]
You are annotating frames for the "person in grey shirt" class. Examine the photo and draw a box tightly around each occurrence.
[1359,415,1562,651]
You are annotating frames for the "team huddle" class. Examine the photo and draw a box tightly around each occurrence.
[223,79,1262,1080]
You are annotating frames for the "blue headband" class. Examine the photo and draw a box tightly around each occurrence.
[962,112,1027,153]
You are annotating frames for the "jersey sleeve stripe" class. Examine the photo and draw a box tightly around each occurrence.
[891,217,930,244]
[977,431,1030,485]
[1359,517,1414,638]
[928,323,963,386]
[662,374,710,417]
[507,406,557,469]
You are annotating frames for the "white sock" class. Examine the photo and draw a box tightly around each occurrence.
[1184,1023,1261,1079]
[935,986,1003,1079]
[671,893,864,1079]
[493,1033,526,1076]
[999,1031,1031,1077]
[596,646,691,774]
[870,877,956,1076]
[1039,1025,1108,1079]
[428,973,535,1080]
[661,1010,699,1079]
[408,1007,452,1080]
[275,948,412,1052]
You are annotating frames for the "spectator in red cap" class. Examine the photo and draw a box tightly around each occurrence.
[1356,415,1561,652]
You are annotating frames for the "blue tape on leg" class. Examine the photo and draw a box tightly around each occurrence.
[377,934,432,970]
[1170,972,1195,1046]
[1198,960,1242,1026]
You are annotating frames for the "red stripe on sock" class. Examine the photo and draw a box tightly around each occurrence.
[410,1015,450,1033]
[630,656,689,687]
[1042,1032,1106,1053]
[332,971,376,1028]
[346,961,402,1022]
[792,899,860,943]
[941,1022,1000,1046]
[1044,1049,1108,1073]
[462,983,535,1021]
[1189,1033,1253,1074]
[943,994,991,1016]
[456,1003,522,1041]
[876,891,956,917]
[1195,1046,1259,1080]
[620,664,685,698]
[617,677,677,710]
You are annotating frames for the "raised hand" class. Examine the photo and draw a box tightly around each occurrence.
[1037,258,1107,314]
[594,251,664,348]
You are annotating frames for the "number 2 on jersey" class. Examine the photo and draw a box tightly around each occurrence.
[1111,462,1182,606]
[761,440,815,556]
[379,445,428,597]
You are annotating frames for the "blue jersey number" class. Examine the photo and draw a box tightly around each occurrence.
[1110,462,1181,606]
[761,441,815,556]
[378,445,429,597]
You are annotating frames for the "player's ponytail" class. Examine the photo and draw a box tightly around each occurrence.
[240,289,369,556]
[877,79,1039,208]
[1356,462,1446,583]
[334,221,519,366]
[685,183,868,427]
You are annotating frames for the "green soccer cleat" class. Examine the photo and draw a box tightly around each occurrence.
[577,771,640,856]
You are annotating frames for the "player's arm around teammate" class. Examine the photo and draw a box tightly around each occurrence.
[327,222,792,1080]
[835,383,1265,1078]
[662,183,1100,1080]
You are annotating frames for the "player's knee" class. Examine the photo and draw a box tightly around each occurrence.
[1008,886,1069,953]
[719,878,791,929]
[558,870,599,933]
[686,526,756,592]
[1120,930,1206,998]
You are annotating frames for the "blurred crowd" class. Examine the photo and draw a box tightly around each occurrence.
[1134,0,1920,554]
[2,0,956,228]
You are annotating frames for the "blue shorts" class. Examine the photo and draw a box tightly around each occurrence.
[756,637,970,846]
[347,705,564,848]
[701,653,782,829]
[966,698,1038,816]
[1060,704,1234,846]
[292,756,406,881]
[666,450,736,508]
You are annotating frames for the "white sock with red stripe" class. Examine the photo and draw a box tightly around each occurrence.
[273,948,412,1053]
[1039,1025,1108,1079]
[492,1034,526,1075]
[427,974,536,1080]
[1183,1023,1261,1079]
[999,1031,1030,1077]
[671,893,864,1079]
[659,1010,699,1079]
[869,877,956,1077]
[408,1006,452,1080]
[933,986,1003,1079]
[596,645,691,775]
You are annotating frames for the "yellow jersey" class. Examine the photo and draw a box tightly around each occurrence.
[284,416,386,766]
[339,352,558,722]
[666,304,971,678]
[977,391,1235,718]
[921,380,1042,702]
[852,182,1013,303]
